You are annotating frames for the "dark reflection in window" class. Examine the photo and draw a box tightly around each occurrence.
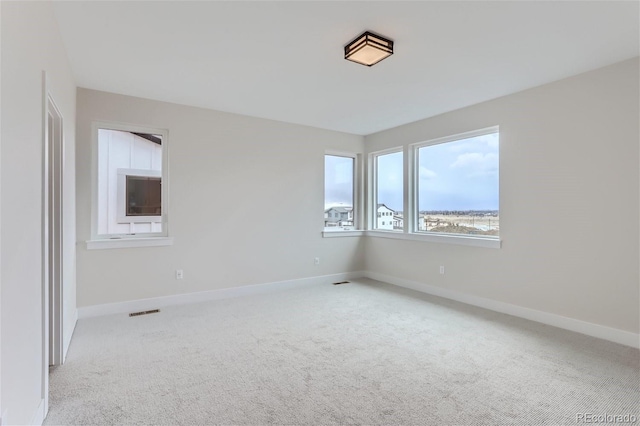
[126,176,161,216]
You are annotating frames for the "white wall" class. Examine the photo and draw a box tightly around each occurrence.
[1,1,76,424]
[364,58,639,334]
[0,3,3,422]
[76,89,365,307]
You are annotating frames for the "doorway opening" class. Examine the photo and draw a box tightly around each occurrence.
[42,77,64,418]
[46,94,63,367]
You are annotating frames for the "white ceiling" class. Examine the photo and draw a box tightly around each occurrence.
[53,1,639,135]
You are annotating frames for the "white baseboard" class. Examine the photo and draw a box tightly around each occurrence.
[29,399,45,426]
[78,271,366,319]
[77,270,638,348]
[364,271,640,349]
[62,309,78,362]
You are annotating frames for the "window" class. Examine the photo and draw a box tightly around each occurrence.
[414,127,499,238]
[372,150,403,231]
[324,154,355,230]
[91,123,169,242]
[125,176,161,216]
[116,169,163,224]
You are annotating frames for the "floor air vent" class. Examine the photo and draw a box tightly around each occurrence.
[129,309,160,317]
[333,281,350,285]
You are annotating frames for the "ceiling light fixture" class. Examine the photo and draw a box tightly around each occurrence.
[344,31,394,67]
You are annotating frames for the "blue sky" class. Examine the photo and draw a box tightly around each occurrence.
[325,132,499,212]
[376,151,403,211]
[416,132,499,211]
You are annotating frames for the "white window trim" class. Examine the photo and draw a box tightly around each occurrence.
[411,126,499,152]
[322,230,365,238]
[366,230,501,249]
[88,121,171,248]
[408,125,500,245]
[366,127,501,248]
[86,237,174,250]
[323,150,363,234]
[369,147,404,232]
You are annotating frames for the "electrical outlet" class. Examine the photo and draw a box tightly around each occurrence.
[314,257,320,265]
[176,269,184,280]
[439,266,445,275]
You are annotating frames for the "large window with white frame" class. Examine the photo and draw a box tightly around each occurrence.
[92,123,169,240]
[371,149,404,231]
[413,127,499,238]
[324,154,356,230]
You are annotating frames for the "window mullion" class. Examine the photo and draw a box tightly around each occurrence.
[404,145,412,234]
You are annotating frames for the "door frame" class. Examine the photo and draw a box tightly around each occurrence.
[41,71,64,416]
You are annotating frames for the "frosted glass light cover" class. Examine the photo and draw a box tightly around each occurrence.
[344,31,394,67]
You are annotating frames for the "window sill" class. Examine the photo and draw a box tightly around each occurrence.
[365,230,501,249]
[86,237,174,250]
[322,230,365,238]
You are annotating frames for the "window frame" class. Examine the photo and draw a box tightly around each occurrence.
[116,168,163,223]
[88,121,171,248]
[409,126,500,246]
[369,147,404,232]
[366,128,501,249]
[323,151,363,236]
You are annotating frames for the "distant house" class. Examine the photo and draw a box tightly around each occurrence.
[376,204,395,230]
[418,214,426,231]
[393,214,403,230]
[324,206,353,228]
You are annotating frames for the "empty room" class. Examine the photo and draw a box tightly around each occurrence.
[1,1,639,425]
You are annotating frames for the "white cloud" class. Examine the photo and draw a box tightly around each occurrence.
[419,166,437,179]
[475,133,499,149]
[450,152,498,177]
[448,133,499,152]
[485,135,499,149]
[448,142,472,153]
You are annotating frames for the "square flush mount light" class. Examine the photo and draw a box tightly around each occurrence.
[344,31,394,67]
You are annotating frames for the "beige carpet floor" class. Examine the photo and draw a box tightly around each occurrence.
[45,279,639,425]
